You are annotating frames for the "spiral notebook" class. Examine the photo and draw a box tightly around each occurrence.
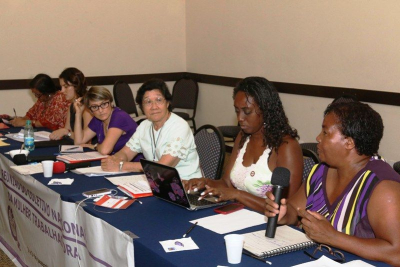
[242,226,316,259]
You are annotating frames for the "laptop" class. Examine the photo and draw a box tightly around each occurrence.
[140,159,226,210]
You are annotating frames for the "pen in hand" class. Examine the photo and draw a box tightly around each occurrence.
[183,221,198,238]
[13,108,17,119]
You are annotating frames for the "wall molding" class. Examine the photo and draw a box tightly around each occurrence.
[1,72,399,106]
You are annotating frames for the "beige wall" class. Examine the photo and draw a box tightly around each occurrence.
[0,0,186,113]
[187,1,400,164]
[1,1,399,163]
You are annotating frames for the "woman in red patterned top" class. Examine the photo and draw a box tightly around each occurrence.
[10,74,70,131]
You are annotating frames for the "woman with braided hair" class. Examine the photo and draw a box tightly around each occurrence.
[184,77,303,213]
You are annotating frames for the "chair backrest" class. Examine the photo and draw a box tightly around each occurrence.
[113,81,138,117]
[300,143,319,159]
[393,161,400,175]
[302,148,320,183]
[172,78,199,117]
[194,124,225,180]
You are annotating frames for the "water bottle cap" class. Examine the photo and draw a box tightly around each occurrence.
[26,120,31,125]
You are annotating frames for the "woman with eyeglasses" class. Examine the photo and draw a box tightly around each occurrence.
[101,79,202,180]
[10,73,70,130]
[265,102,400,265]
[73,86,139,157]
[49,67,93,140]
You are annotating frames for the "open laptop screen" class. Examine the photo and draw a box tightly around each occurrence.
[141,159,191,209]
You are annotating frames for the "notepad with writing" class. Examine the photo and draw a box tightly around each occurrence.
[56,151,107,163]
[242,226,316,259]
[106,175,153,198]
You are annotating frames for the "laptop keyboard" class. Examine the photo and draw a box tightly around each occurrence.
[187,194,216,206]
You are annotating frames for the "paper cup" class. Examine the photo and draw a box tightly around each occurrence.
[42,160,54,178]
[224,234,244,264]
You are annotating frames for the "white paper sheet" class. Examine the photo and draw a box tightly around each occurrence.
[190,209,267,234]
[10,163,43,175]
[71,166,127,176]
[48,178,74,185]
[293,256,375,267]
[159,237,199,253]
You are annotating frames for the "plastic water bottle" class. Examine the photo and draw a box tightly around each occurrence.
[24,120,35,151]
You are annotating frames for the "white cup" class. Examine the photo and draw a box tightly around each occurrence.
[224,234,244,264]
[42,160,54,178]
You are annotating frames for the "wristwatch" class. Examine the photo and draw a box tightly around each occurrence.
[119,161,124,172]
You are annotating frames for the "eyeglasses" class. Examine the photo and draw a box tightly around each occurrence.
[142,97,166,107]
[304,244,345,263]
[89,101,110,112]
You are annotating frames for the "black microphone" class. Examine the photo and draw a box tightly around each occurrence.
[53,161,92,173]
[13,154,57,165]
[266,167,291,238]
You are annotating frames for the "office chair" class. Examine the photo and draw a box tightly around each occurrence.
[393,161,400,175]
[172,78,199,131]
[194,125,226,180]
[113,81,146,124]
[302,147,320,183]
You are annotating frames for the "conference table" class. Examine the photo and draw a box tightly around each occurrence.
[0,127,389,266]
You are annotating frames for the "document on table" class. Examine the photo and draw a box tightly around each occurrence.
[72,166,128,176]
[106,174,152,198]
[292,256,375,267]
[190,209,267,234]
[11,163,43,175]
[5,130,51,142]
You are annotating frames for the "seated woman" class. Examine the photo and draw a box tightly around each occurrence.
[184,77,303,213]
[50,67,92,140]
[101,79,202,180]
[73,86,139,157]
[265,102,400,265]
[10,74,70,130]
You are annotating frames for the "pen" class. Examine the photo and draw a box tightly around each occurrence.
[65,146,79,151]
[13,108,17,118]
[183,221,198,237]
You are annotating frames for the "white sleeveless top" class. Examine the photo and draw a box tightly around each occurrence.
[230,137,273,198]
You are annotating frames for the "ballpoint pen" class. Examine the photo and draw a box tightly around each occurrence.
[183,221,198,237]
[13,108,17,118]
[65,146,79,151]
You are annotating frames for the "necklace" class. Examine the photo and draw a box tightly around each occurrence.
[150,125,163,161]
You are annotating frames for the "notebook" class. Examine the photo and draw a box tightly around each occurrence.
[242,225,316,259]
[140,159,225,210]
[56,151,107,164]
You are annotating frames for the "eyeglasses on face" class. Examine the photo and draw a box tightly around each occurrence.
[304,244,345,263]
[142,97,166,107]
[89,101,110,112]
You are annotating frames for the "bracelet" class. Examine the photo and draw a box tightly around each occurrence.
[67,129,72,137]
[93,143,98,151]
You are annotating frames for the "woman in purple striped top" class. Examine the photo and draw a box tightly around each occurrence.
[265,102,400,265]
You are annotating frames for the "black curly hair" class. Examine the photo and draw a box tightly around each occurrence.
[233,77,299,151]
[324,102,383,156]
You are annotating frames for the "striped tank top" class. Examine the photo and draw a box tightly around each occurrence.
[305,157,400,238]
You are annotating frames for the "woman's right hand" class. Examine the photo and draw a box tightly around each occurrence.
[183,178,208,194]
[74,97,85,115]
[265,191,288,222]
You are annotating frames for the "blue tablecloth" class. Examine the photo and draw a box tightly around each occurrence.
[0,126,389,266]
